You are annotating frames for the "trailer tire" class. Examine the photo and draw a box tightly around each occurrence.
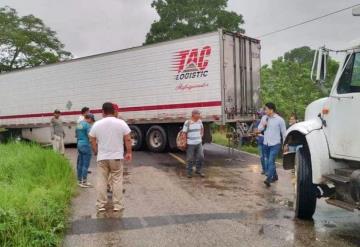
[130,125,143,151]
[294,146,317,220]
[146,125,167,152]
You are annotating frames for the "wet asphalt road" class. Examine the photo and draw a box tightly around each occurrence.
[63,144,360,247]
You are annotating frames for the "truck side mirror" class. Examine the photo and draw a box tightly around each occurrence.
[311,47,327,84]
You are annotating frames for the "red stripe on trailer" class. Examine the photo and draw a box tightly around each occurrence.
[0,101,221,120]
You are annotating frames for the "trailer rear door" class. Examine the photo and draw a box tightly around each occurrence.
[221,32,261,122]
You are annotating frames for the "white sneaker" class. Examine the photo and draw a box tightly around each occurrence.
[97,207,106,212]
[79,182,89,188]
[78,181,86,187]
[83,181,92,187]
[113,207,124,212]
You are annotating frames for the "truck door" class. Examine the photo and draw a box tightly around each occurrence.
[222,33,261,121]
[324,52,360,160]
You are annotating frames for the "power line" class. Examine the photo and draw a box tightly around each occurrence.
[257,3,360,38]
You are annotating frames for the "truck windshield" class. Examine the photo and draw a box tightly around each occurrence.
[337,52,360,94]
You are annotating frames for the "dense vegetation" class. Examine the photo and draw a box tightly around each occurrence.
[145,0,244,44]
[0,7,72,73]
[0,143,76,247]
[261,46,339,120]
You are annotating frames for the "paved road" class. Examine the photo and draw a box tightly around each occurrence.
[63,144,360,247]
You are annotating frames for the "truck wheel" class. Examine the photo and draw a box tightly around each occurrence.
[130,125,143,151]
[146,125,167,152]
[294,146,317,220]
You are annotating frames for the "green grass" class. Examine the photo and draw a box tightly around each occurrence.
[212,131,259,155]
[240,145,259,155]
[0,143,76,247]
[212,131,229,147]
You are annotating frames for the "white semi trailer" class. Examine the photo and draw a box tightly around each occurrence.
[283,42,360,219]
[0,30,261,152]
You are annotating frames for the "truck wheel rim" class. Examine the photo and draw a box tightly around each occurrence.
[149,130,162,148]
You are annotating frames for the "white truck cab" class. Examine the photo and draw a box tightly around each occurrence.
[283,43,360,219]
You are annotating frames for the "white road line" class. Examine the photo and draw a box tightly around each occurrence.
[168,152,186,166]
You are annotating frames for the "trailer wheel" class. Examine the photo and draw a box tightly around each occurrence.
[294,146,317,220]
[130,125,143,151]
[146,125,167,152]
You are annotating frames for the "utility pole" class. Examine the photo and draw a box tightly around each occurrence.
[353,6,360,16]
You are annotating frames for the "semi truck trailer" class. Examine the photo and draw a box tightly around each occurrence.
[0,30,261,152]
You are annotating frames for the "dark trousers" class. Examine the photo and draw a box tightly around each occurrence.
[186,143,204,175]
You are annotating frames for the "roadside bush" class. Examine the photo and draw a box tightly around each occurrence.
[0,143,76,247]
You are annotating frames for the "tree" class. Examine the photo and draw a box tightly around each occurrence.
[0,7,72,73]
[261,47,339,120]
[145,0,244,44]
[283,46,339,93]
[284,46,315,64]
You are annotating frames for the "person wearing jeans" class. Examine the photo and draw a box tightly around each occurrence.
[258,102,287,187]
[263,143,281,183]
[182,109,205,178]
[76,114,94,188]
[76,144,92,186]
[257,140,266,174]
[186,143,204,176]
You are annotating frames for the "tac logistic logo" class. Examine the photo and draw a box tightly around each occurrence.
[172,46,211,81]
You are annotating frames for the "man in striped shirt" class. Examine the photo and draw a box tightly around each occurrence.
[182,109,205,178]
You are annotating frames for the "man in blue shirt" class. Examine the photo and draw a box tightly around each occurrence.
[76,113,95,188]
[258,103,287,187]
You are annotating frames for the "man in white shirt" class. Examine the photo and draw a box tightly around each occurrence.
[89,102,132,213]
[257,102,286,187]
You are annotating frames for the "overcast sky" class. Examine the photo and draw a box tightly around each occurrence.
[1,0,360,64]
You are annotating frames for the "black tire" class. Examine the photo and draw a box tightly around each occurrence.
[146,125,167,152]
[130,125,143,151]
[295,146,317,220]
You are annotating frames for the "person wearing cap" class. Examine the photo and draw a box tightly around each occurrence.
[182,109,205,178]
[76,113,95,188]
[89,102,132,213]
[78,107,90,123]
[50,109,65,154]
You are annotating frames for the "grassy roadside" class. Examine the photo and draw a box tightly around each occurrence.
[212,131,259,156]
[0,143,76,247]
